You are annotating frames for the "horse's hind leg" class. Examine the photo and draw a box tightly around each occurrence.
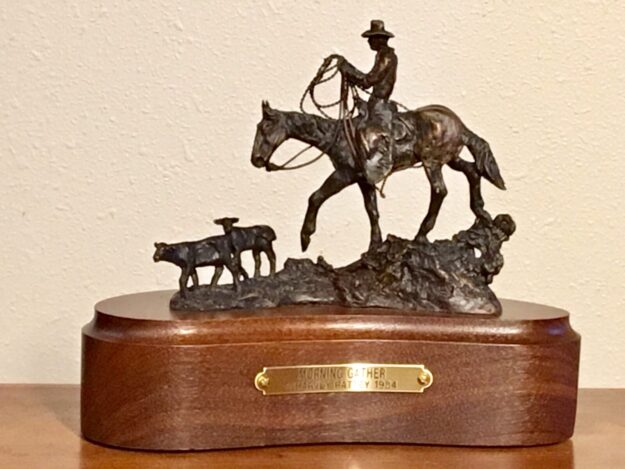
[301,170,355,251]
[416,164,447,242]
[448,158,491,221]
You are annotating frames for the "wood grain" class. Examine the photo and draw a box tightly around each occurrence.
[4,386,625,468]
[81,290,580,450]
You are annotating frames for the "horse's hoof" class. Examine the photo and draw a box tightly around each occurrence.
[301,233,311,252]
[414,234,428,244]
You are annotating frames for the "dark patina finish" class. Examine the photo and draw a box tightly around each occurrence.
[251,101,505,252]
[161,20,514,315]
[214,217,277,278]
[153,235,244,297]
[171,214,515,314]
[339,20,398,186]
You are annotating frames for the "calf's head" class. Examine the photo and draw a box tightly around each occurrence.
[153,242,170,262]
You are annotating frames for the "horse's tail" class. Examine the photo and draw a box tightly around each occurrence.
[462,128,506,190]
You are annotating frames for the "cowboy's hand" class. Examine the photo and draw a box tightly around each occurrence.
[326,54,344,65]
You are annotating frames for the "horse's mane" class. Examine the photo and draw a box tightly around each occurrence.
[283,110,340,141]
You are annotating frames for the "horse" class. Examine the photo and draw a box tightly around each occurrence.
[251,100,505,252]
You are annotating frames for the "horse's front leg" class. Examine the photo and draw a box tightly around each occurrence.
[301,170,356,251]
[357,181,382,251]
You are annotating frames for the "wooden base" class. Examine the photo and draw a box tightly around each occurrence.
[81,290,580,450]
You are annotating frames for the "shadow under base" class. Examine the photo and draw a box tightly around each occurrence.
[170,214,515,315]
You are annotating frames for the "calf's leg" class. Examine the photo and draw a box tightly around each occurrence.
[236,251,249,280]
[178,266,192,298]
[253,250,262,278]
[210,266,224,286]
[224,261,241,291]
[191,269,199,290]
[265,245,276,276]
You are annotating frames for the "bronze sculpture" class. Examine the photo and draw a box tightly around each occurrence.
[161,19,513,314]
[251,20,505,251]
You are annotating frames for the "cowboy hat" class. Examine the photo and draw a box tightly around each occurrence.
[361,20,394,38]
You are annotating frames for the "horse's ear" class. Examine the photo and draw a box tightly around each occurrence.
[262,100,270,116]
[154,242,158,247]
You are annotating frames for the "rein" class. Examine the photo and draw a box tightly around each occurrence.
[266,144,321,171]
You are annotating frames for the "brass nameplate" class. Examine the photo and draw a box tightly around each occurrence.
[254,363,433,395]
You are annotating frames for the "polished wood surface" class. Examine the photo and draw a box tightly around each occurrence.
[92,290,577,345]
[2,386,624,469]
[82,291,580,449]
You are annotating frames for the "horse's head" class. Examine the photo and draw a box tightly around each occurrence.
[251,101,288,170]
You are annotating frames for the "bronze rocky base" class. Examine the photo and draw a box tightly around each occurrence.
[170,214,515,314]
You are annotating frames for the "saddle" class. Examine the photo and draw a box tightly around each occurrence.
[392,115,414,142]
[353,96,413,143]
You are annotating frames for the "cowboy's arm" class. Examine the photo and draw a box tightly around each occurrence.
[339,53,389,89]
[339,59,368,87]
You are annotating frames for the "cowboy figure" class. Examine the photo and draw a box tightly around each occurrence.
[337,20,398,185]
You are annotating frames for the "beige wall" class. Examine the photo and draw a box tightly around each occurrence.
[1,1,624,386]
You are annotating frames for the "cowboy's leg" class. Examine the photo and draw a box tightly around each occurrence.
[301,169,356,251]
[357,180,382,250]
[448,158,490,221]
[363,103,394,184]
[416,164,448,242]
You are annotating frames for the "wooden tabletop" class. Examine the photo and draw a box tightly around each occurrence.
[1,386,623,468]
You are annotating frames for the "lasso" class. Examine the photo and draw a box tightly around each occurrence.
[270,56,411,197]
[268,55,351,172]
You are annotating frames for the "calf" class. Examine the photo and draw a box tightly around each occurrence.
[214,217,277,278]
[153,234,245,297]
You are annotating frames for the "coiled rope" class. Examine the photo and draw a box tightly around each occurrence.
[271,55,414,197]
